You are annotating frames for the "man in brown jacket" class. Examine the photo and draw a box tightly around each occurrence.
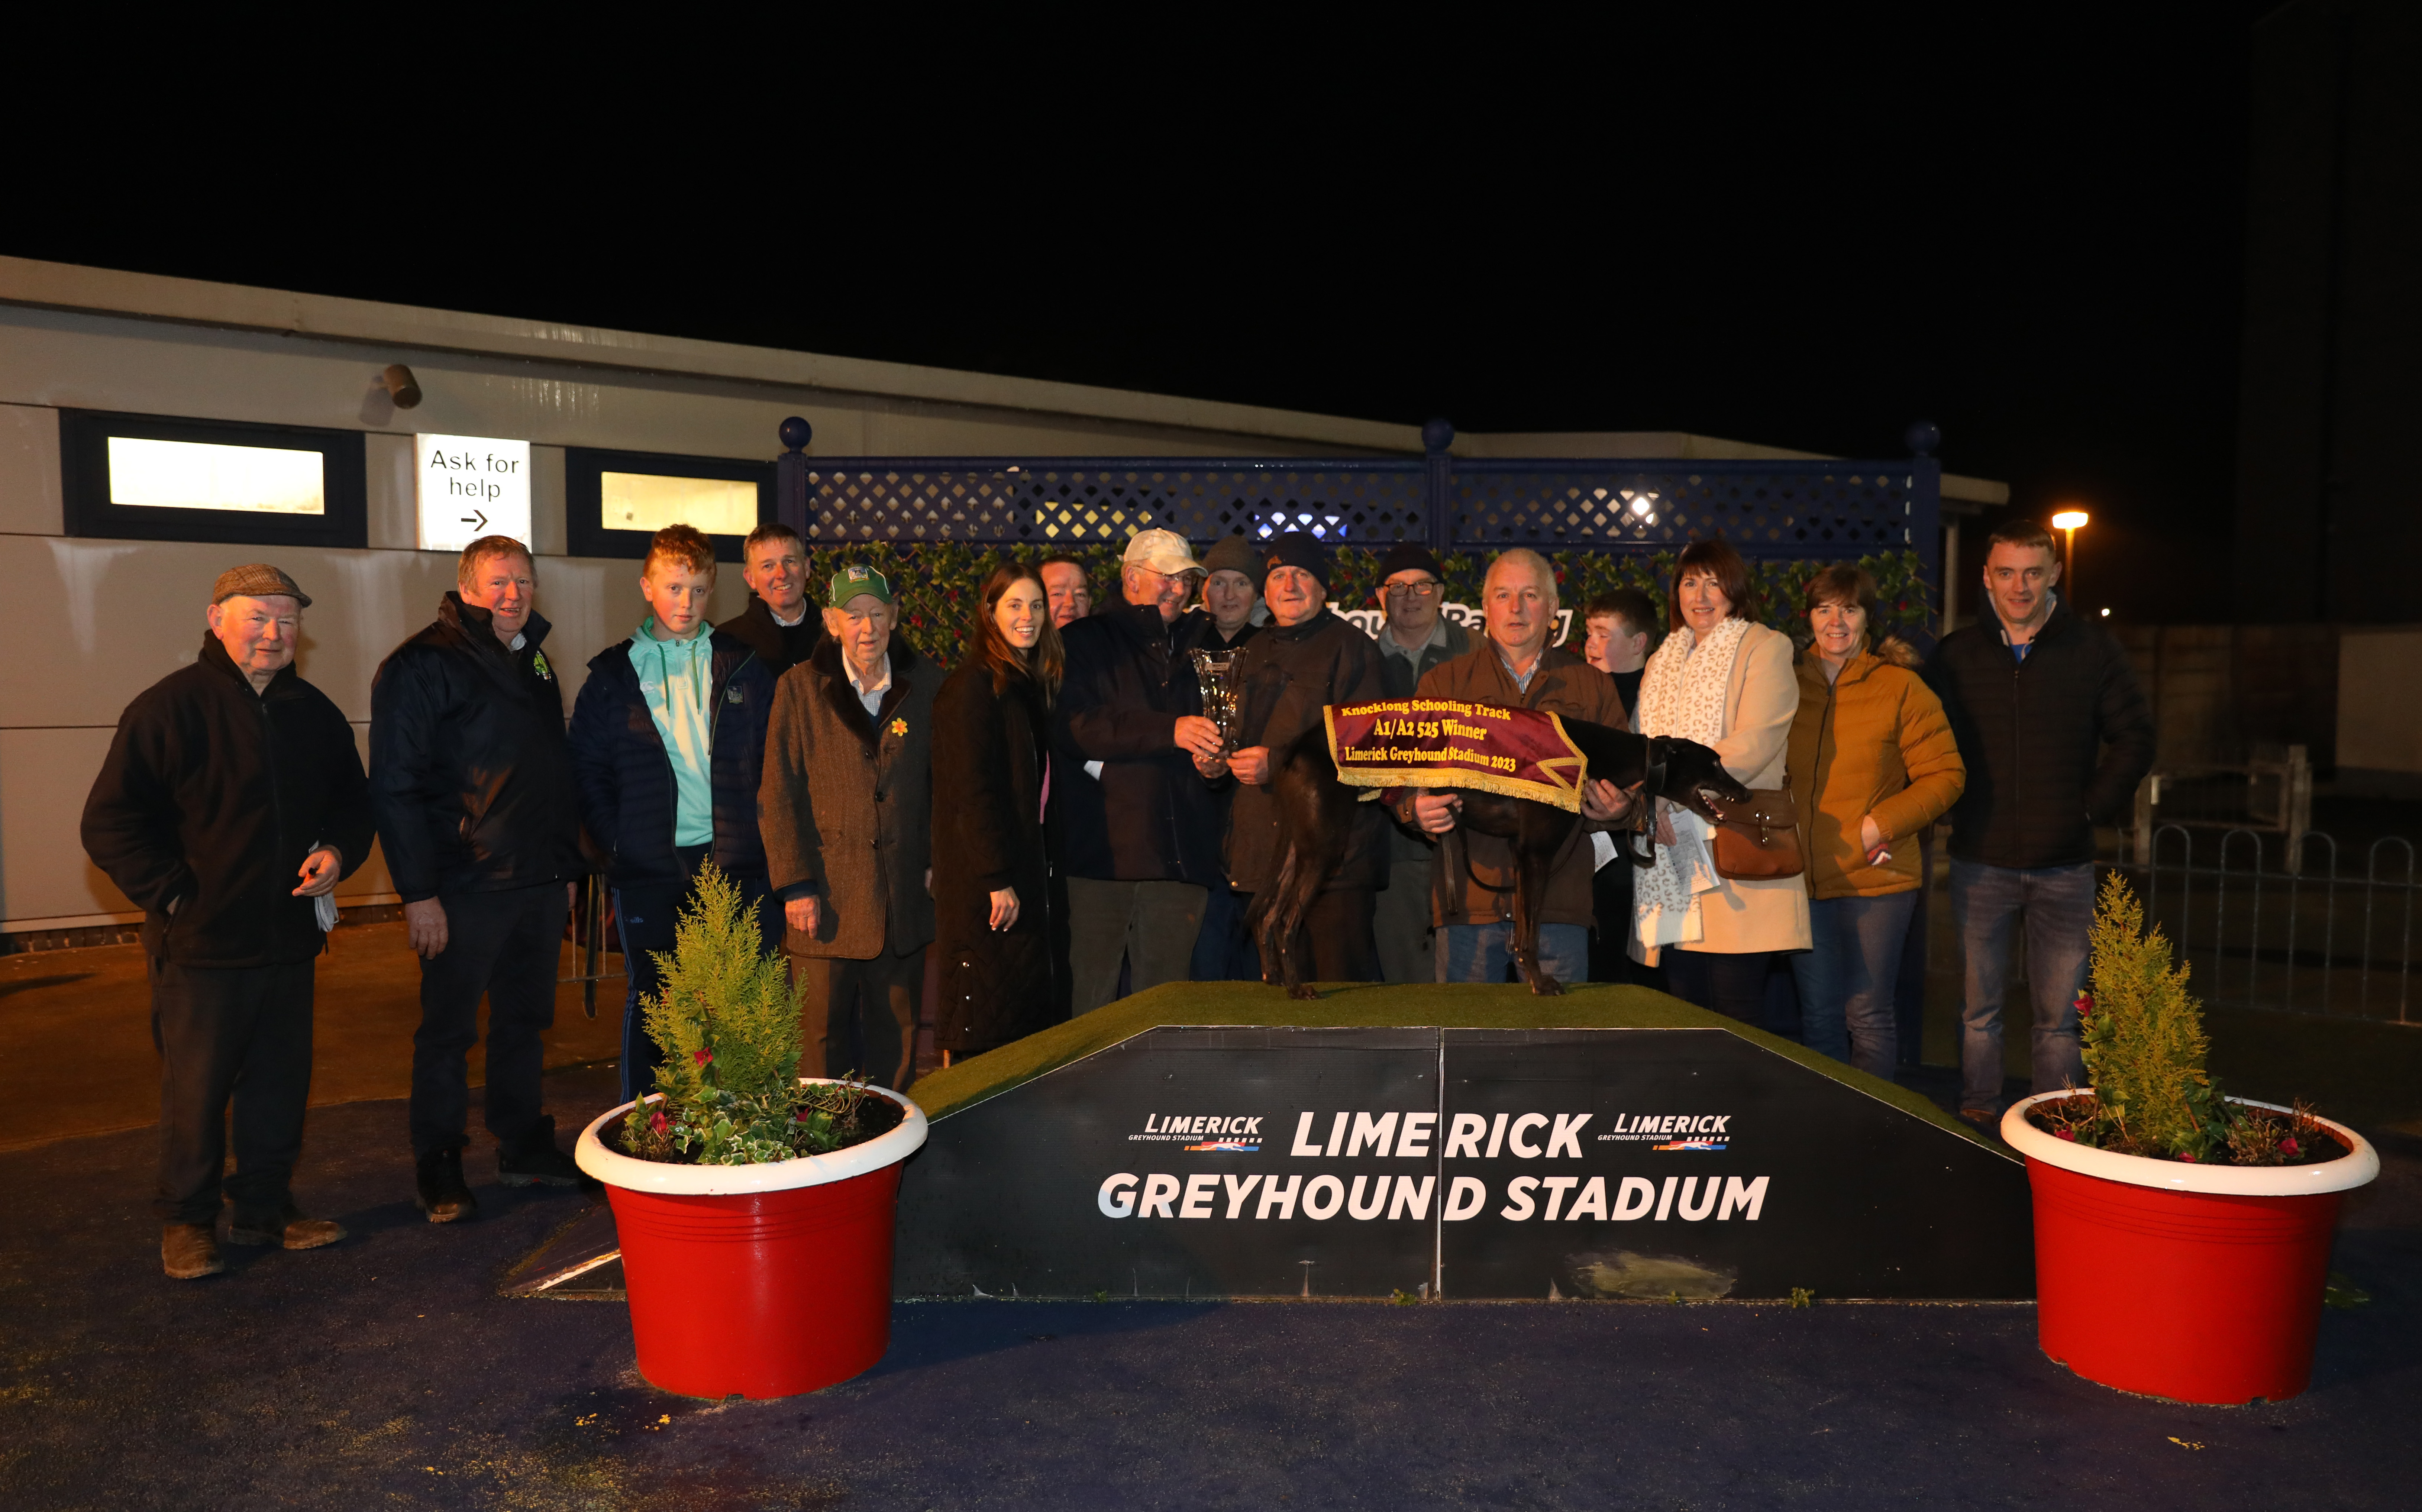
[1397,549,1634,983]
[760,564,939,1090]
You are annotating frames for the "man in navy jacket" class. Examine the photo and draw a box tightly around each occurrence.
[569,525,781,1102]
[1924,518,2154,1131]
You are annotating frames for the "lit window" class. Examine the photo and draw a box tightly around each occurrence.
[600,472,759,535]
[107,436,326,514]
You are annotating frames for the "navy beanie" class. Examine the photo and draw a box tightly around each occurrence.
[1263,532,1331,591]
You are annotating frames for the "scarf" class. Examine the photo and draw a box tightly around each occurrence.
[1631,616,1749,950]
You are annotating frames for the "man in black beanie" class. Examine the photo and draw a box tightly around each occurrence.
[1369,541,1471,982]
[1204,533,1388,981]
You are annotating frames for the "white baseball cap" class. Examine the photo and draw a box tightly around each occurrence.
[1123,528,1204,576]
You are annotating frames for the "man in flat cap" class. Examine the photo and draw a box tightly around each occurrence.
[760,563,942,1089]
[84,565,374,1280]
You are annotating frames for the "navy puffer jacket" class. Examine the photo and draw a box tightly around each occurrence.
[569,628,775,888]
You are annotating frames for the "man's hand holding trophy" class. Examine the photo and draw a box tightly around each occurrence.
[1189,648,1241,779]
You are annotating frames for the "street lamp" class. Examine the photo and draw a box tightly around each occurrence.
[2051,509,2089,600]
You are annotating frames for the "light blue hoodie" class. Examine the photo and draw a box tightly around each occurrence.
[629,616,714,847]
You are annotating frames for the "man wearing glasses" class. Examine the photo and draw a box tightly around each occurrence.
[1369,543,1472,984]
[1054,530,1226,1012]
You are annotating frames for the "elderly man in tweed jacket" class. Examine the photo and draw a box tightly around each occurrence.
[760,564,940,1090]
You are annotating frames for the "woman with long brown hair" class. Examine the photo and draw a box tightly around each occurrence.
[930,561,1066,1062]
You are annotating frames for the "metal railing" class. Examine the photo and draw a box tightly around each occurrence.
[2112,824,2417,1024]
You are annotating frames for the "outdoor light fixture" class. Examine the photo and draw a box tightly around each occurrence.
[381,364,423,409]
[2051,509,2089,600]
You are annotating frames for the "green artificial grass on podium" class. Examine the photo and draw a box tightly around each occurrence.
[908,980,1997,1148]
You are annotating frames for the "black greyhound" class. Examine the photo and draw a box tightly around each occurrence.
[1248,717,1748,998]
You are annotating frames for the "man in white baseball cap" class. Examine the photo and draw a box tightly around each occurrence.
[1053,530,1225,1014]
[1123,528,1204,587]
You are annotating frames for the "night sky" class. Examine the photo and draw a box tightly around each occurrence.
[9,9,2274,622]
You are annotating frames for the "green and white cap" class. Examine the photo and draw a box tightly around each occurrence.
[827,563,894,606]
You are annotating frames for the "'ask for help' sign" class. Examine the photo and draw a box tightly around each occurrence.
[415,435,532,553]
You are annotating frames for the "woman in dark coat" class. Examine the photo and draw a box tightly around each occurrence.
[931,563,1065,1062]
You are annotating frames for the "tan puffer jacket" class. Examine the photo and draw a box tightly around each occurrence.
[1785,638,1966,900]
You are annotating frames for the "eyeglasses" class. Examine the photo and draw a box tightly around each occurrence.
[1384,578,1443,598]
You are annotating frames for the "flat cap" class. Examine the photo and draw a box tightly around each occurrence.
[211,563,311,608]
[1199,534,1264,578]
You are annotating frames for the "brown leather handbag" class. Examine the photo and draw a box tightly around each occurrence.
[1708,788,1804,881]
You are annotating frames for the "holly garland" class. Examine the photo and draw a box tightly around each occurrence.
[801,542,1931,671]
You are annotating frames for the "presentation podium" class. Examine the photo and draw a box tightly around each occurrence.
[895,983,2033,1302]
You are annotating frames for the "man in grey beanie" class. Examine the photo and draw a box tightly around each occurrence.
[1369,542,1472,982]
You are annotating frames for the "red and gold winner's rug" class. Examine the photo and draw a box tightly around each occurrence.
[1323,698,1591,812]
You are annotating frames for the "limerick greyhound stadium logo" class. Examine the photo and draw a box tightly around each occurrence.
[1599,1114,1732,1152]
[1130,1114,1263,1151]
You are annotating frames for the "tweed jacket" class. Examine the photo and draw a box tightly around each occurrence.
[759,638,939,960]
[1391,642,1628,930]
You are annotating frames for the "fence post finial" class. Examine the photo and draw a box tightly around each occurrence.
[776,417,814,540]
[1422,418,1454,553]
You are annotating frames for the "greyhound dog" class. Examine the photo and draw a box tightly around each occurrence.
[1248,717,1748,998]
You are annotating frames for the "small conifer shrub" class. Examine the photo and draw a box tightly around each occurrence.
[617,864,898,1165]
[2027,874,2338,1166]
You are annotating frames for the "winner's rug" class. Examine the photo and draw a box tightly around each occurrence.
[1324,697,1591,811]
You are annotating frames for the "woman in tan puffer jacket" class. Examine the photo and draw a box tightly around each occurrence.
[1785,565,1965,1079]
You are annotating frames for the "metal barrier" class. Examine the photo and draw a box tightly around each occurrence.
[2131,749,2313,873]
[2114,824,2416,1024]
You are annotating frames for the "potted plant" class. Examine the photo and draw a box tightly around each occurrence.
[2000,875,2379,1405]
[573,866,926,1401]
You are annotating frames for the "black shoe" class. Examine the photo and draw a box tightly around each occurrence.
[415,1147,479,1223]
[499,1143,582,1188]
[1958,1107,2003,1138]
[498,1115,584,1188]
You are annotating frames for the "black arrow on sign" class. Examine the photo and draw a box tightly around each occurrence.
[460,510,488,530]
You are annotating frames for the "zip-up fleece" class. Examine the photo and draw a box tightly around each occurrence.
[83,634,374,966]
[1922,604,2154,869]
[1785,639,1966,899]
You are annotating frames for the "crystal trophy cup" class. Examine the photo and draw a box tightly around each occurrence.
[1189,649,1241,755]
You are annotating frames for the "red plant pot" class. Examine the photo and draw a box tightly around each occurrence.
[2003,1093,2377,1405]
[575,1081,928,1401]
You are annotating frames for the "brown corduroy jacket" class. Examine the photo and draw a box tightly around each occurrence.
[1390,642,1629,930]
[1785,639,1966,901]
[759,638,940,960]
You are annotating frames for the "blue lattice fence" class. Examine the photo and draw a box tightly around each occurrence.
[775,419,1941,611]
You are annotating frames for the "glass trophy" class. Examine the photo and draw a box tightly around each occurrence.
[1189,649,1241,754]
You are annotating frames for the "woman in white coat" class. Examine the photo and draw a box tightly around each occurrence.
[1631,539,1810,1021]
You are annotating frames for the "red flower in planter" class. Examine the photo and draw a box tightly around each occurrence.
[2073,991,2094,1023]
[2177,1151,2197,1163]
[2056,1128,2075,1141]
[2281,1136,2300,1156]
[693,1049,713,1068]
[650,1109,669,1135]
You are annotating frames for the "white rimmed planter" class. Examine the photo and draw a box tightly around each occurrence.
[2002,1091,2378,1404]
[574,1079,928,1401]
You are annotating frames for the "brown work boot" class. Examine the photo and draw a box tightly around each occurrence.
[415,1147,478,1223]
[162,1221,223,1280]
[227,1205,348,1250]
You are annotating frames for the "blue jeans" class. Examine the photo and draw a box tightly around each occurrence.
[1436,922,1590,985]
[1790,891,1918,1082]
[1950,859,2093,1113]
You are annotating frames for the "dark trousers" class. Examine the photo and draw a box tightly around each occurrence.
[1586,856,1667,990]
[791,945,925,1091]
[614,852,784,1104]
[150,956,316,1224]
[1663,948,1775,1024]
[1191,883,1265,982]
[409,881,567,1159]
[1243,887,1381,983]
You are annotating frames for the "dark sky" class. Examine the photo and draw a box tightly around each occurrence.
[9,9,2273,621]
